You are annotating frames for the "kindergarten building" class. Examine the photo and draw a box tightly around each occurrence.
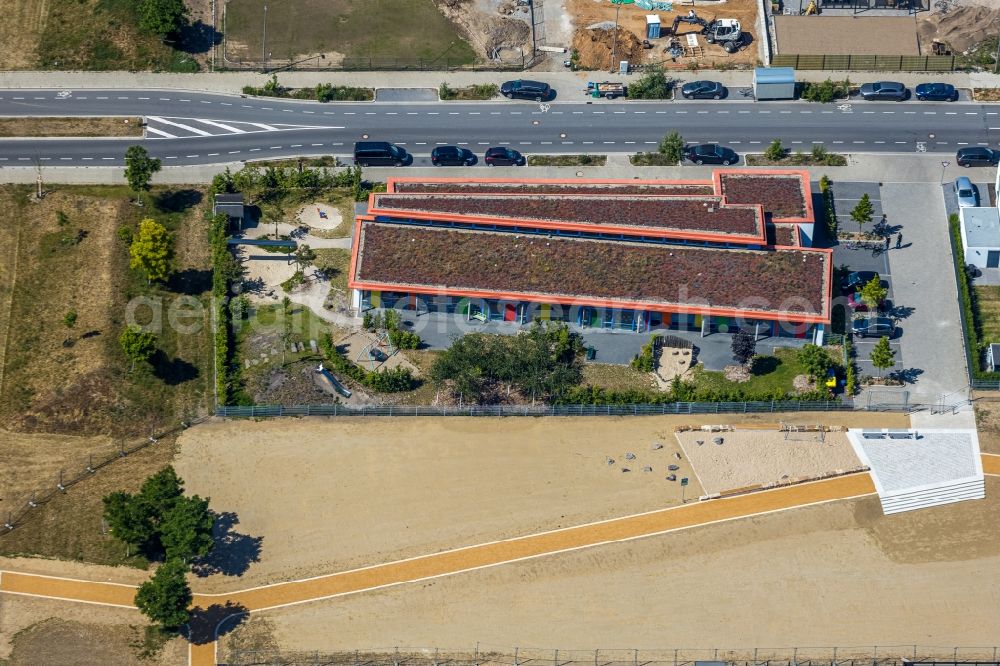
[348,170,832,343]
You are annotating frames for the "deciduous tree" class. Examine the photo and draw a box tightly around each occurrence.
[797,343,832,381]
[134,559,192,629]
[139,0,188,37]
[658,130,685,164]
[850,193,874,230]
[731,328,757,367]
[119,325,158,372]
[859,276,888,311]
[124,145,162,196]
[130,219,174,283]
[160,495,215,563]
[870,335,896,378]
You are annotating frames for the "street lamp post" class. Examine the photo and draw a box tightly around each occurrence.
[262,3,268,71]
[609,0,635,73]
[941,160,950,184]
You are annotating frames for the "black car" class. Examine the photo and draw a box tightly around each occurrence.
[484,147,525,166]
[915,82,958,102]
[500,80,552,102]
[957,147,1000,168]
[353,141,410,167]
[430,146,475,166]
[683,143,738,165]
[681,80,725,100]
[852,317,895,338]
[858,81,908,101]
[841,271,879,293]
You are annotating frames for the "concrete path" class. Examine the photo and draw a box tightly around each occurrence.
[881,183,969,405]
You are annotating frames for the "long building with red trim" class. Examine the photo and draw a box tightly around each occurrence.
[348,170,832,342]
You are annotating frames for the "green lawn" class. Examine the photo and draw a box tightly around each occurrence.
[582,363,656,392]
[225,0,477,66]
[689,347,833,395]
[975,286,1000,344]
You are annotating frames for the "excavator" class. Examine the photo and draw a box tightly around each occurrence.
[665,10,746,53]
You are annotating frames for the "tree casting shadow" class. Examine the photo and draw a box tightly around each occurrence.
[167,267,213,296]
[152,351,200,386]
[187,601,248,645]
[155,188,203,213]
[192,512,263,578]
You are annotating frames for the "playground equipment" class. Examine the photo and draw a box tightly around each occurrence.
[665,10,746,53]
[779,422,827,443]
[355,330,398,370]
[315,363,352,398]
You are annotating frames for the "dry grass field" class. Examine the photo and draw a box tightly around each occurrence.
[0,117,143,138]
[222,477,1000,657]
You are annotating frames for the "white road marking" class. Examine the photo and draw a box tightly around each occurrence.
[311,143,323,146]
[138,97,150,100]
[221,102,232,106]
[207,153,220,156]
[291,144,302,148]
[193,118,246,133]
[145,126,177,138]
[186,154,199,157]
[247,122,279,131]
[165,156,178,159]
[228,151,241,154]
[249,148,261,151]
[147,116,211,136]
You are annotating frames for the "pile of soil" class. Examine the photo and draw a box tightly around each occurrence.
[572,25,646,70]
[917,5,1000,54]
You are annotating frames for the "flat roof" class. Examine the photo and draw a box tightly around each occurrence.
[774,15,919,56]
[961,206,1000,248]
[371,193,765,243]
[717,172,811,221]
[351,220,831,322]
[392,181,717,197]
[215,193,244,203]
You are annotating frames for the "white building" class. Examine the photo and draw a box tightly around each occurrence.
[959,168,1000,269]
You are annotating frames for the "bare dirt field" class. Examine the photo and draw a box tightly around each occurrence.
[974,398,1000,454]
[0,593,186,665]
[0,117,143,138]
[567,0,760,70]
[222,477,1000,657]
[676,428,863,495]
[174,413,907,592]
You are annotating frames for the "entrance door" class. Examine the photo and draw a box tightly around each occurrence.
[504,304,516,321]
[988,251,1000,268]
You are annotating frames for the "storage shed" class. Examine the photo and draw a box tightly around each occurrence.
[960,206,1000,269]
[988,344,1000,372]
[753,67,795,101]
[646,15,661,39]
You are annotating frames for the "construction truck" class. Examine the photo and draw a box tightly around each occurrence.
[665,10,746,53]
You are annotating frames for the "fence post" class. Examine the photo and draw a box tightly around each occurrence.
[555,649,559,666]
[394,647,399,666]
[634,649,638,666]
[475,643,480,666]
[515,647,520,666]
[832,646,836,665]
[595,650,599,666]
[674,649,678,666]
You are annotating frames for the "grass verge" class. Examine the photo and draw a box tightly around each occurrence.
[629,153,678,166]
[528,155,607,167]
[746,153,848,167]
[439,83,499,100]
[0,117,143,138]
[689,347,831,395]
[973,88,1000,102]
[975,285,1000,345]
[582,363,656,392]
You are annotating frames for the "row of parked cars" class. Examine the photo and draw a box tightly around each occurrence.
[354,141,527,167]
[677,80,962,102]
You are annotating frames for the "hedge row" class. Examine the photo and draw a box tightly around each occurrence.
[557,381,833,406]
[820,175,837,237]
[948,213,1000,381]
[209,213,233,405]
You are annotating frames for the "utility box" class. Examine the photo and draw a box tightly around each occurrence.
[752,67,795,100]
[646,15,661,39]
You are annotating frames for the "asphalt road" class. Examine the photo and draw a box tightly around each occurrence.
[0,88,996,166]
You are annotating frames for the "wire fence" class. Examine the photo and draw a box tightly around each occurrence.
[215,401,857,419]
[0,416,211,537]
[222,644,1000,666]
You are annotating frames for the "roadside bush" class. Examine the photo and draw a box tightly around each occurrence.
[658,130,685,163]
[439,81,457,100]
[764,139,786,161]
[319,333,418,392]
[365,366,417,392]
[844,335,856,395]
[628,65,673,100]
[800,78,850,103]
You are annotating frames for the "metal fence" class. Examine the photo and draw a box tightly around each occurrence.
[771,54,956,71]
[0,417,210,536]
[222,644,1000,666]
[215,401,856,419]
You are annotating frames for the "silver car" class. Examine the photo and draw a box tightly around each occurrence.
[954,176,977,208]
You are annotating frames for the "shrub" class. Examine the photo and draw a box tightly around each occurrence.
[844,335,856,395]
[438,81,456,100]
[389,328,421,350]
[764,139,786,161]
[628,65,673,99]
[797,343,832,381]
[819,175,837,236]
[365,366,416,392]
[657,130,684,164]
[800,78,850,103]
[280,270,305,292]
[630,335,659,372]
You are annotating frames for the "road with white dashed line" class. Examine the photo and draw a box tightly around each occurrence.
[0,89,995,166]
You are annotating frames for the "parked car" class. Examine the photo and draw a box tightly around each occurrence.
[683,143,738,165]
[852,317,895,338]
[841,271,880,293]
[957,147,1000,168]
[500,80,552,101]
[353,141,410,167]
[915,82,958,102]
[858,81,908,101]
[430,146,475,167]
[954,176,978,208]
[484,147,526,166]
[680,80,726,100]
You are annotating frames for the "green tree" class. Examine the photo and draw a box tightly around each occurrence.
[657,131,685,165]
[140,467,185,515]
[138,0,188,37]
[850,193,874,230]
[628,65,672,99]
[859,276,887,310]
[119,325,158,371]
[765,139,785,161]
[160,495,215,563]
[130,219,174,283]
[870,335,896,378]
[731,328,757,367]
[63,310,77,328]
[294,244,317,272]
[797,343,832,381]
[124,146,162,197]
[134,559,192,629]
[102,491,156,558]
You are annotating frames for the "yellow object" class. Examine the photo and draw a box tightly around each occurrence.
[805,0,818,14]
[540,303,551,320]
[370,291,381,307]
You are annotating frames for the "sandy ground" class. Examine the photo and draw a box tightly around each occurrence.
[295,203,343,231]
[917,2,1000,55]
[676,429,863,495]
[0,593,186,665]
[222,477,1000,657]
[337,330,420,375]
[172,413,907,592]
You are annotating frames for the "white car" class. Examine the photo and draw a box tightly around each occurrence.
[954,176,977,208]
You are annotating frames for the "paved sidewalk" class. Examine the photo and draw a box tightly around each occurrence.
[0,153,991,185]
[0,69,998,96]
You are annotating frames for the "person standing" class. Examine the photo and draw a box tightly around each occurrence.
[885,236,891,252]
[896,232,903,249]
